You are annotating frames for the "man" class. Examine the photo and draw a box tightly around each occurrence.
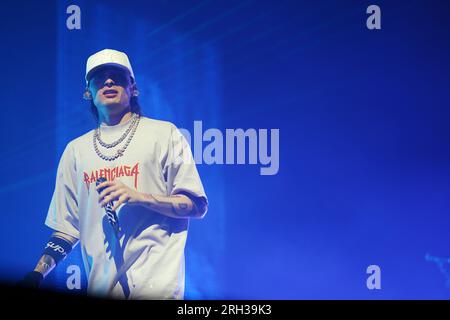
[21,49,208,299]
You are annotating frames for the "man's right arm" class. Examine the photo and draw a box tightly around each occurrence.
[20,231,78,288]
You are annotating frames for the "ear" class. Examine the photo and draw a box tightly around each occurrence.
[132,85,139,97]
[83,88,92,100]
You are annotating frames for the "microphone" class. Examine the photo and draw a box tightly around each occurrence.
[96,177,121,236]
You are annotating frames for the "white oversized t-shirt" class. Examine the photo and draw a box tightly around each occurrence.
[45,116,207,299]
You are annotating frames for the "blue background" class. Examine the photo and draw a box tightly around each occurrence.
[1,0,450,299]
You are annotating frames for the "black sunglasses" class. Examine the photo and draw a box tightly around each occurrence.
[89,69,132,88]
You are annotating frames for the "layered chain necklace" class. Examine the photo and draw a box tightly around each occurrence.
[93,113,140,161]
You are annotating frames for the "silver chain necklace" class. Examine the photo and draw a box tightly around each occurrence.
[93,114,141,161]
[96,113,139,148]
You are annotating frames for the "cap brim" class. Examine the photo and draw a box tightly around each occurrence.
[85,63,132,82]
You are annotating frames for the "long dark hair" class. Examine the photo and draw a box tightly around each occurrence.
[89,96,142,123]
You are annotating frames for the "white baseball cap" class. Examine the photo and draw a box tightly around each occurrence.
[85,49,135,84]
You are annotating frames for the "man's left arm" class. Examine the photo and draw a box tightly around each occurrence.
[138,192,207,219]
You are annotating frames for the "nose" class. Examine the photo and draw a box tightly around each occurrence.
[104,79,115,88]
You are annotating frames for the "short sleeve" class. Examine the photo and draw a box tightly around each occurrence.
[45,142,80,239]
[164,124,208,215]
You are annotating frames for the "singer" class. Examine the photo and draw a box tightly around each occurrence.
[20,49,208,299]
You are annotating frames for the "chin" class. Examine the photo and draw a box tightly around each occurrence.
[104,103,129,114]
[100,100,121,108]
